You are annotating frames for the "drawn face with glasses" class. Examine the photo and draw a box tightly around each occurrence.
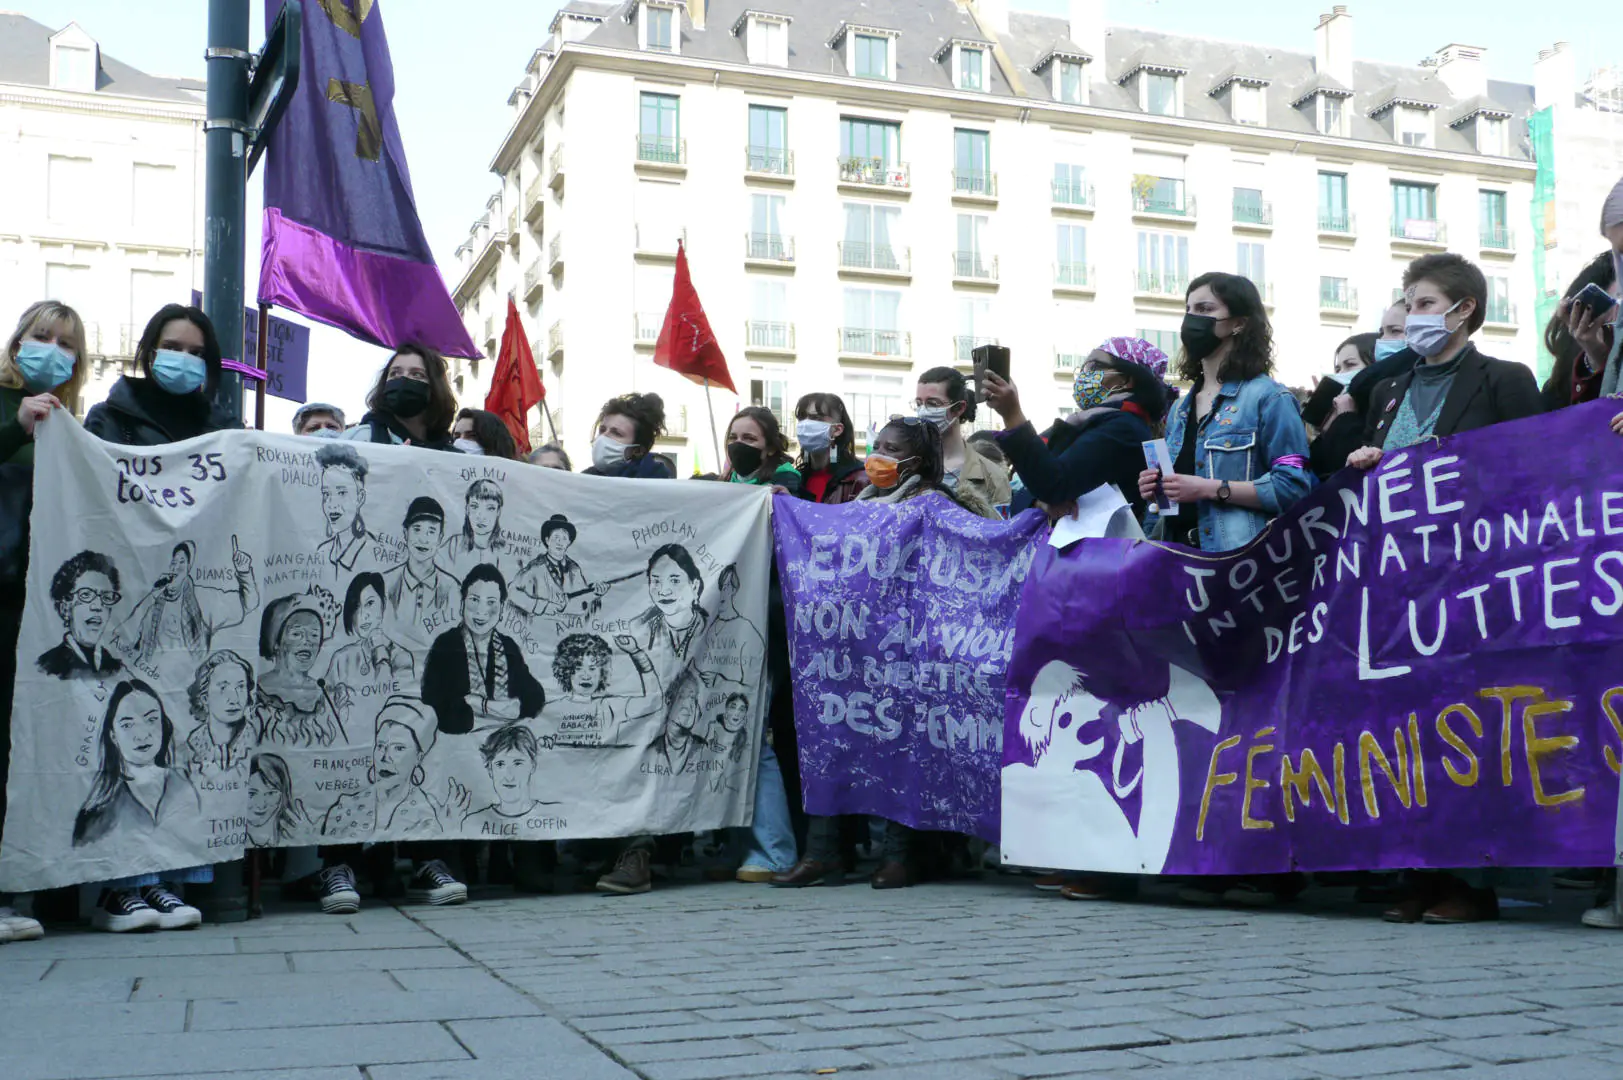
[62,571,120,650]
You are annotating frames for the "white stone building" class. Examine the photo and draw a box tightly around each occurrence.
[452,1,1543,474]
[0,15,206,415]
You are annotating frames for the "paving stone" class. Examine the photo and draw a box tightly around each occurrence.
[1134,1036,1312,1065]
[287,947,474,973]
[1436,1032,1613,1064]
[588,1019,794,1044]
[864,1034,1027,1065]
[999,1050,1163,1076]
[1412,1013,1566,1040]
[131,971,402,1001]
[1310,1045,1479,1076]
[753,1027,913,1052]
[1008,1024,1172,1054]
[445,1016,613,1060]
[636,1049,869,1080]
[1145,1013,1302,1041]
[189,988,541,1030]
[1283,1020,1439,1052]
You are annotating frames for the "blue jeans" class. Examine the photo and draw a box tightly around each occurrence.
[101,864,213,890]
[733,739,796,872]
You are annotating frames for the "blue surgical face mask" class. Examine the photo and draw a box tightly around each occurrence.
[1405,298,1465,358]
[151,349,208,395]
[1373,339,1407,362]
[15,339,76,392]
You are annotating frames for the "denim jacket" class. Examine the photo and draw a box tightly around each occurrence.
[1149,374,1313,551]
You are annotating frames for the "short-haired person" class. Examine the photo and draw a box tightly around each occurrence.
[983,336,1169,522]
[793,393,868,504]
[528,443,571,471]
[421,563,545,735]
[1349,254,1542,472]
[1137,272,1312,555]
[585,392,671,478]
[292,402,346,438]
[723,406,803,495]
[343,343,460,450]
[452,408,519,459]
[1309,333,1377,480]
[914,366,1011,512]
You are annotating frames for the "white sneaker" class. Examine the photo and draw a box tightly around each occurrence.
[91,890,161,933]
[139,886,202,930]
[0,906,43,942]
[1582,904,1623,929]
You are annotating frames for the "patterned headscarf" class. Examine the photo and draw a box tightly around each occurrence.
[1080,336,1180,408]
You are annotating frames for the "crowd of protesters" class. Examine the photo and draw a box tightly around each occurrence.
[0,183,1620,943]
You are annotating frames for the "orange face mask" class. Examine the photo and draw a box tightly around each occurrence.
[864,454,915,488]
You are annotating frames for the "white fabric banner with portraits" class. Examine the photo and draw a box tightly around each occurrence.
[1,418,772,892]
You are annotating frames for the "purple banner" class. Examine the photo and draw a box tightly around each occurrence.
[775,494,1045,841]
[1001,402,1623,875]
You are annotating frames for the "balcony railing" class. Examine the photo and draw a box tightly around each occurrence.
[1481,225,1513,250]
[523,176,546,223]
[746,320,796,350]
[1318,210,1354,234]
[1391,217,1446,243]
[953,171,997,197]
[634,313,663,342]
[1135,270,1189,297]
[838,157,910,189]
[1319,283,1359,311]
[1055,262,1093,288]
[548,233,563,268]
[746,146,793,176]
[1485,302,1518,326]
[1052,180,1094,208]
[838,241,909,273]
[548,320,563,357]
[953,252,998,281]
[1133,191,1195,218]
[637,135,686,165]
[548,144,564,186]
[1055,351,1088,371]
[838,327,909,358]
[954,335,998,364]
[746,233,795,262]
[1232,196,1273,226]
[523,259,545,301]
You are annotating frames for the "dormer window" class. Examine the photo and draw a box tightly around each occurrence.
[1119,60,1188,119]
[1211,73,1270,127]
[49,27,99,93]
[830,24,899,82]
[1478,115,1508,156]
[935,39,991,92]
[733,11,791,68]
[550,10,605,46]
[1319,94,1345,136]
[1033,49,1091,106]
[636,0,681,55]
[1373,94,1440,148]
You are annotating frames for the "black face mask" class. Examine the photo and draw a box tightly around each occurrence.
[380,377,431,419]
[726,441,764,477]
[1180,314,1226,363]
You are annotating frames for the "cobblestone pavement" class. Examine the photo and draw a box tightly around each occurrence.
[3,875,1623,1080]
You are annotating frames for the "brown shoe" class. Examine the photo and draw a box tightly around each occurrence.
[1423,886,1499,924]
[1382,873,1445,923]
[871,859,911,890]
[770,858,843,888]
[595,848,652,895]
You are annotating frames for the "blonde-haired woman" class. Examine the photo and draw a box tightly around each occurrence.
[0,300,87,943]
[2,300,89,464]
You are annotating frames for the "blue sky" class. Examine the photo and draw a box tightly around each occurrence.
[6,1,1601,422]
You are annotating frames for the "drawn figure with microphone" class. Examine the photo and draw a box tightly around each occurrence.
[113,536,259,684]
[254,587,350,748]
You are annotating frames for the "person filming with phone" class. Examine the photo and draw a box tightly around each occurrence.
[913,366,1010,513]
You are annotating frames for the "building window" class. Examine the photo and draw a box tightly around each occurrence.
[1232,83,1264,126]
[1137,328,1180,358]
[1135,230,1189,294]
[841,203,901,270]
[1318,171,1349,231]
[744,15,788,67]
[1236,242,1267,290]
[1053,161,1089,206]
[955,213,989,278]
[843,370,906,441]
[1145,73,1180,117]
[53,44,94,91]
[1478,116,1509,156]
[644,5,673,52]
[1233,186,1267,225]
[748,281,791,352]
[956,297,994,364]
[841,117,900,167]
[1392,181,1439,238]
[958,47,984,91]
[854,33,889,79]
[47,155,91,224]
[1055,223,1087,285]
[953,129,991,195]
[1486,276,1513,323]
[747,104,788,173]
[1320,276,1352,308]
[1396,106,1432,148]
[44,263,90,310]
[1317,94,1346,137]
[1479,189,1510,249]
[749,365,792,426]
[638,92,680,162]
[841,287,903,357]
[750,193,787,259]
[131,163,177,228]
[1058,60,1085,104]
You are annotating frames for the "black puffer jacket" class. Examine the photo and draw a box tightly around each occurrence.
[83,376,232,447]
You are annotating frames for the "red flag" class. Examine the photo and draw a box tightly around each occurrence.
[484,299,544,455]
[653,242,735,393]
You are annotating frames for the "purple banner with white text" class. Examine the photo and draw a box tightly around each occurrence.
[1001,402,1623,875]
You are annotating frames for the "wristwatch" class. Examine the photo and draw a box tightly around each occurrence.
[1215,479,1232,504]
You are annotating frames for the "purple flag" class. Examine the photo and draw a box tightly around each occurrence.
[1001,402,1623,875]
[774,494,1046,841]
[258,0,478,358]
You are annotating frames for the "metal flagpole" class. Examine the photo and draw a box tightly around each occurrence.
[254,304,270,431]
[704,377,721,471]
[541,398,559,444]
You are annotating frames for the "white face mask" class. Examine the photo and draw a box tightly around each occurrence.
[592,434,631,471]
[308,427,342,440]
[1405,298,1465,358]
[916,404,954,433]
[795,419,832,453]
[453,438,484,456]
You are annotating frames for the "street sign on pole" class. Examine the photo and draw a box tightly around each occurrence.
[246,1,302,179]
[193,290,311,404]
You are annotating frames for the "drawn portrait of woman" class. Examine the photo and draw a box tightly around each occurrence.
[323,572,413,702]
[256,588,349,748]
[184,649,255,775]
[440,479,512,582]
[536,632,662,749]
[72,678,202,848]
[648,668,706,775]
[245,752,300,847]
